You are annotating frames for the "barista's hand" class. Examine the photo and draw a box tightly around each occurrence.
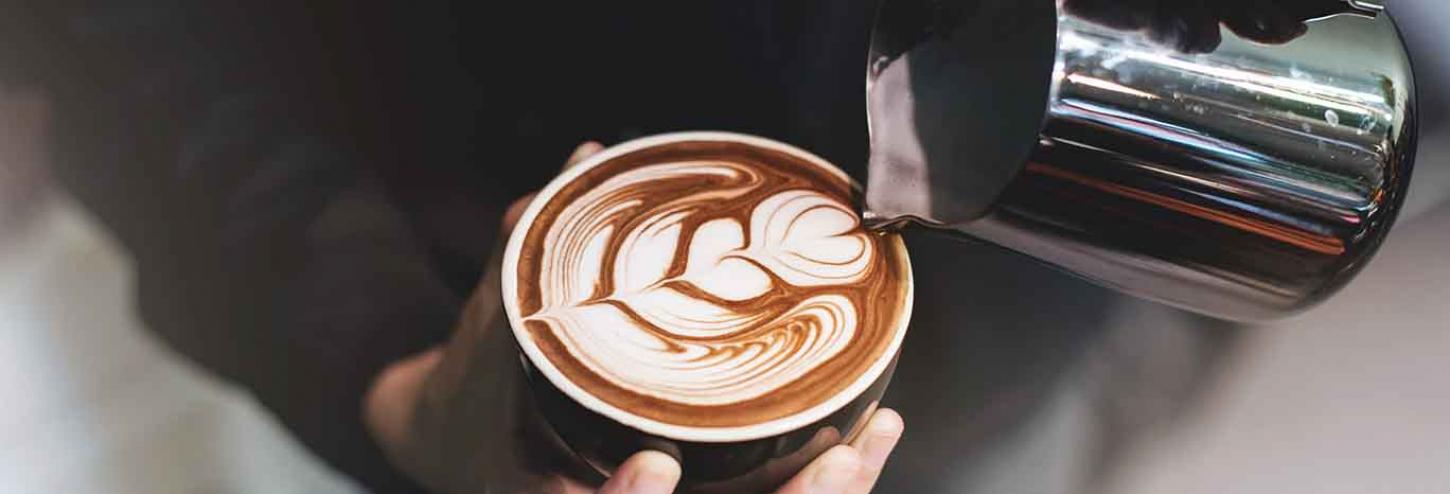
[365,141,906,493]
[566,407,904,494]
[1061,0,1351,53]
[364,141,656,494]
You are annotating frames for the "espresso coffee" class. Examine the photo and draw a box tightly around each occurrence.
[504,134,911,443]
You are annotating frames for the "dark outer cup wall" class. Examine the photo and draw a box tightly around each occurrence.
[519,351,900,494]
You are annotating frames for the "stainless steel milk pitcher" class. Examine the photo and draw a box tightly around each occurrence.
[864,0,1417,320]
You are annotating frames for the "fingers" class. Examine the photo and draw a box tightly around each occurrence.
[566,141,605,169]
[1145,2,1222,54]
[1066,0,1320,53]
[1221,3,1308,45]
[363,348,445,459]
[1061,0,1156,31]
[845,409,905,494]
[773,408,904,494]
[598,451,682,494]
[774,445,862,494]
[369,141,607,491]
[1066,0,1223,53]
[500,141,604,235]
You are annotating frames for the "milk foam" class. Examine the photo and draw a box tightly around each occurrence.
[507,134,912,437]
[526,160,875,406]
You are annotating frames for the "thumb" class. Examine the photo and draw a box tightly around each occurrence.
[599,451,682,494]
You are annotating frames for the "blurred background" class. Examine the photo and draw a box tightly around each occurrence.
[1,1,1447,493]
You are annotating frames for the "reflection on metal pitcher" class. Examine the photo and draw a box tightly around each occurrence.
[866,0,1416,320]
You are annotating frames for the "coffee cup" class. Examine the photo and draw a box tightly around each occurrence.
[501,132,913,492]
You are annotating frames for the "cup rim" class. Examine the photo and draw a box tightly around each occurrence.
[500,131,914,443]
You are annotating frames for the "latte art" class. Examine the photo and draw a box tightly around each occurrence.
[512,139,910,430]
[531,162,871,404]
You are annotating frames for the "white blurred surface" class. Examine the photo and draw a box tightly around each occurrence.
[0,197,359,494]
[1110,204,1450,494]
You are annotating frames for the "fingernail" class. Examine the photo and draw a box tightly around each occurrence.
[809,447,860,493]
[627,452,681,494]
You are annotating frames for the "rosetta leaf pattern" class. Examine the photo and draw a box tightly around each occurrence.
[528,161,873,406]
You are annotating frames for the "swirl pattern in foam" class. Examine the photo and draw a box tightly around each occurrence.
[513,139,910,429]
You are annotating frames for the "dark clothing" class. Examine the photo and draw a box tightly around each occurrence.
[6,2,878,491]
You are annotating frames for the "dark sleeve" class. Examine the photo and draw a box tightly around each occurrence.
[16,2,885,491]
[29,5,491,491]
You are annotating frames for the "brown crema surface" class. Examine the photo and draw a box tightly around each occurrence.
[515,140,909,428]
